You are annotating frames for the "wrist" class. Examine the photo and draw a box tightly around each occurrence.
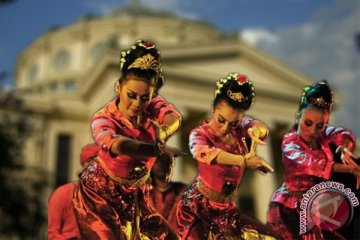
[239,155,247,168]
[153,142,164,157]
[333,163,352,174]
[163,120,180,138]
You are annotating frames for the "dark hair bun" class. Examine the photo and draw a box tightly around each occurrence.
[300,80,333,111]
[119,39,164,92]
[214,73,255,110]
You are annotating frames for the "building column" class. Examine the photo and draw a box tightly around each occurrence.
[167,132,184,182]
[251,142,277,222]
[168,106,187,183]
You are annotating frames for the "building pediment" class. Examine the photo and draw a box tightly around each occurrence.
[77,40,315,121]
[82,40,313,103]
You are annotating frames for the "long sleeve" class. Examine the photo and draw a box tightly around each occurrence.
[189,129,222,165]
[91,116,119,151]
[282,133,334,192]
[147,95,182,127]
[325,125,356,151]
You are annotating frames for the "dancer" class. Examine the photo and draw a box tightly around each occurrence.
[150,153,187,232]
[266,80,360,239]
[176,72,278,239]
[73,39,182,239]
[48,143,99,240]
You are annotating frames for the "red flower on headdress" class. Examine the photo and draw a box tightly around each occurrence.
[237,75,248,84]
[139,41,155,49]
[144,41,154,47]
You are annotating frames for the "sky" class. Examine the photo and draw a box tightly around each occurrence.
[0,0,359,137]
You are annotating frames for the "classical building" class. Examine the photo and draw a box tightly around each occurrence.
[13,5,313,222]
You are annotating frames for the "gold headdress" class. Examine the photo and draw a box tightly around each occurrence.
[120,39,162,73]
[227,90,245,102]
[300,80,333,110]
[215,73,254,103]
[309,96,326,107]
[128,53,161,73]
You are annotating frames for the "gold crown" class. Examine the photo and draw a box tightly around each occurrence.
[310,96,326,107]
[127,53,161,73]
[227,90,245,102]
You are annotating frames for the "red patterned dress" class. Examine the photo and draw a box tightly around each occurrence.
[48,182,80,240]
[266,125,355,240]
[150,182,187,232]
[176,117,279,240]
[73,96,181,240]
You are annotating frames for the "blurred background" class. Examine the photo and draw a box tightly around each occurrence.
[0,0,359,239]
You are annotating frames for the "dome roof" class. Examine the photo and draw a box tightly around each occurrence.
[14,3,225,95]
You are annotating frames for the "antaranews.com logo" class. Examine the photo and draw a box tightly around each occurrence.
[299,181,359,234]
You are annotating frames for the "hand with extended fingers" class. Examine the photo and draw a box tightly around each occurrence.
[352,167,360,190]
[247,124,268,155]
[336,144,360,189]
[245,124,274,174]
[250,122,269,140]
[244,153,274,174]
[150,119,180,145]
[151,120,169,144]
[336,145,359,168]
[155,142,185,159]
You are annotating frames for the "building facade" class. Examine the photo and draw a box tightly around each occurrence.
[14,7,314,222]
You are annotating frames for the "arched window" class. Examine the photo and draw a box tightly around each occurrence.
[90,42,106,61]
[53,50,70,70]
[64,79,76,92]
[28,64,38,82]
[49,82,58,92]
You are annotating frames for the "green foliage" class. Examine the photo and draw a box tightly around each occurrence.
[0,91,48,239]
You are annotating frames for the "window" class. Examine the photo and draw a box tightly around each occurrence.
[64,80,76,92]
[53,50,70,70]
[90,42,106,61]
[55,134,72,187]
[49,82,58,92]
[28,64,38,82]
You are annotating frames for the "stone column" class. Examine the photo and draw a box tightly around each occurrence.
[251,141,277,222]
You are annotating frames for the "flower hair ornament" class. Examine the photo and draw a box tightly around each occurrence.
[215,73,255,103]
[120,39,162,73]
[300,80,333,110]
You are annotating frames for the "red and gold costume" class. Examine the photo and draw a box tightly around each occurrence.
[267,125,355,240]
[48,182,80,240]
[150,182,187,232]
[176,117,278,240]
[73,95,181,239]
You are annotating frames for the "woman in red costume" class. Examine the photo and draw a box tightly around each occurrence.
[150,151,187,232]
[48,143,99,240]
[266,80,360,240]
[176,72,279,239]
[73,39,182,239]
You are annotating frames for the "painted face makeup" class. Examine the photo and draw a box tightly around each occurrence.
[117,78,155,120]
[209,101,244,138]
[297,107,328,146]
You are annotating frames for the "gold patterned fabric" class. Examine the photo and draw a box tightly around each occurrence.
[177,181,282,239]
[73,159,179,240]
[196,181,237,203]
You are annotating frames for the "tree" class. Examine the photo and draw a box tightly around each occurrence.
[0,90,48,239]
